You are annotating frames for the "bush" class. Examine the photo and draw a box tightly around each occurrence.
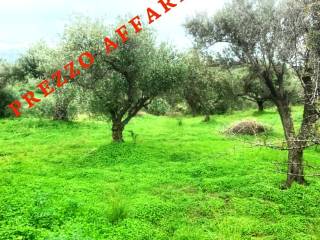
[146,98,171,116]
[27,98,55,118]
[174,102,188,114]
[226,120,267,135]
[211,100,230,115]
[27,97,78,121]
[0,90,16,118]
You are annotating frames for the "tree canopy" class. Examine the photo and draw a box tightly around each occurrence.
[185,0,320,187]
[62,18,187,141]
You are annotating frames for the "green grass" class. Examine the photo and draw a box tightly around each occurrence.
[0,108,320,239]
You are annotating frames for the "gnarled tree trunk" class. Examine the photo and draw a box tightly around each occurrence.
[276,98,306,188]
[286,147,305,186]
[257,99,264,112]
[284,74,320,187]
[112,119,124,142]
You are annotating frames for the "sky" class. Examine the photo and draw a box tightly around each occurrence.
[0,0,226,61]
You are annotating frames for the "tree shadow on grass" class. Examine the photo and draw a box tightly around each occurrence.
[76,142,156,168]
[74,141,203,169]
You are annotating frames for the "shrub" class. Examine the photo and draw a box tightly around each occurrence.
[27,98,55,119]
[27,98,78,121]
[213,100,230,114]
[0,90,16,118]
[172,102,188,114]
[146,98,171,116]
[226,120,267,135]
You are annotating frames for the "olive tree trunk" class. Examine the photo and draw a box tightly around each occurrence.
[276,98,306,188]
[112,119,124,142]
[257,100,264,112]
[286,147,305,186]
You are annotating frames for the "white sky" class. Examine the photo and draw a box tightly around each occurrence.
[0,0,226,61]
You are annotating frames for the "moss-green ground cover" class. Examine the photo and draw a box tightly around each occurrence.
[0,108,319,239]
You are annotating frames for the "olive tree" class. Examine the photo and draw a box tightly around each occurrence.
[235,68,302,112]
[14,41,77,120]
[185,0,320,187]
[236,69,271,112]
[0,59,16,117]
[62,18,186,142]
[183,49,233,120]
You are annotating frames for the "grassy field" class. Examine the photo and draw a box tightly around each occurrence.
[0,108,320,240]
